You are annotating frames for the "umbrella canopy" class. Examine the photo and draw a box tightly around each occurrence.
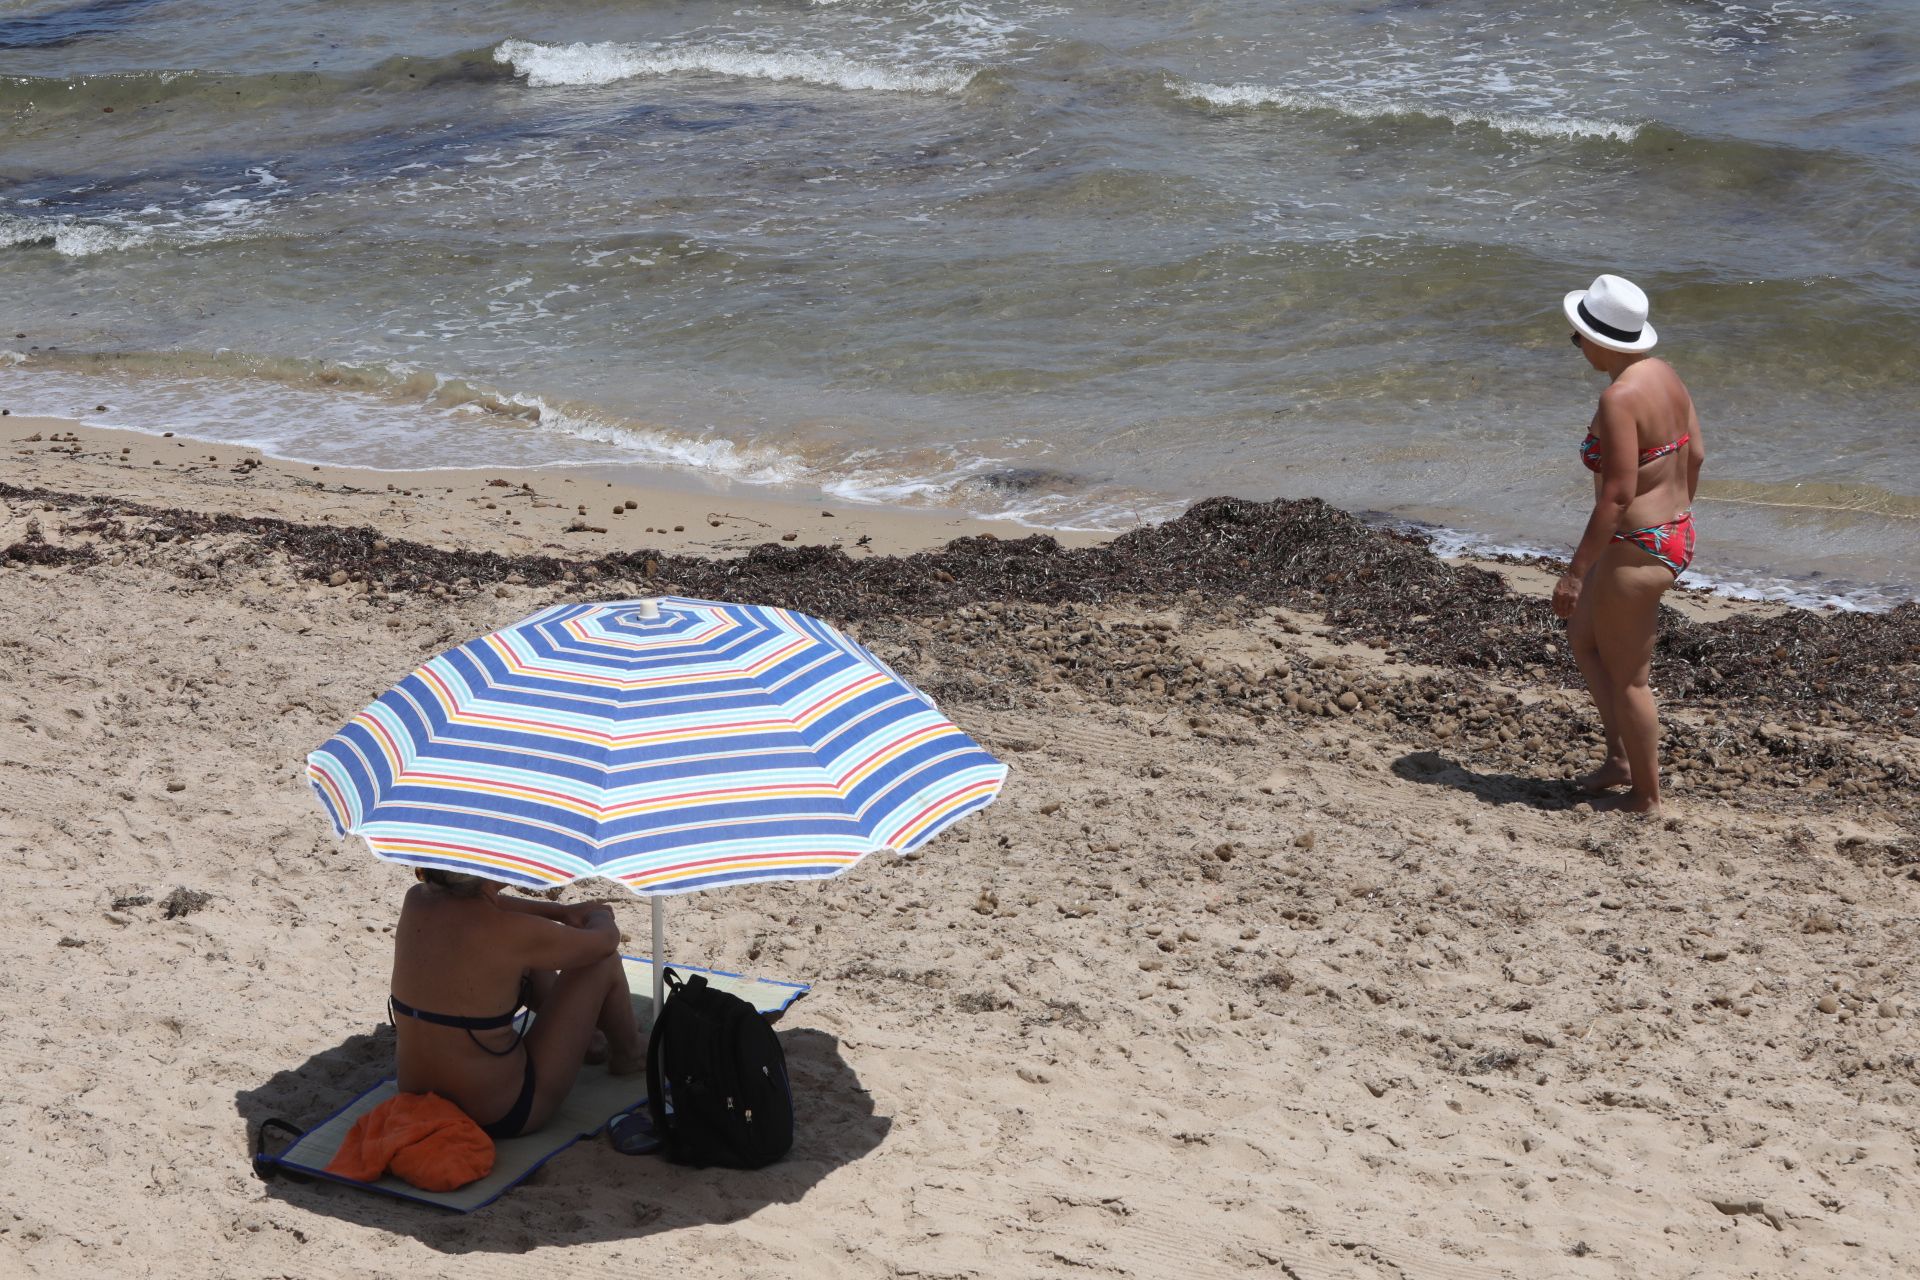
[308,596,1005,895]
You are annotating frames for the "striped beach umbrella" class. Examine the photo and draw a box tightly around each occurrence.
[308,596,1004,1009]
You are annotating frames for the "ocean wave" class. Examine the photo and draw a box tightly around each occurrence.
[493,38,975,95]
[0,215,153,256]
[0,50,512,118]
[0,0,169,51]
[0,353,814,485]
[1169,79,1641,144]
[0,351,1130,528]
[1,168,285,257]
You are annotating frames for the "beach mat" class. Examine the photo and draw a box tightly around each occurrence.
[622,956,810,1031]
[253,957,809,1212]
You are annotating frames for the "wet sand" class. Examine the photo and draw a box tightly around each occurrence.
[3,414,1917,1278]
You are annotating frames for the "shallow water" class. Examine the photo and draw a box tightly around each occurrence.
[4,0,1917,606]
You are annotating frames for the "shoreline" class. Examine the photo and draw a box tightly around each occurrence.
[2,414,1090,558]
[2,411,1876,621]
[0,414,1789,636]
[5,408,1920,1278]
[6,412,1912,796]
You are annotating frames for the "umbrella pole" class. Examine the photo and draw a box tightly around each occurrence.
[650,896,666,1020]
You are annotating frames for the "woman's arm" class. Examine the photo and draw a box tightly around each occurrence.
[1685,401,1704,506]
[493,892,573,923]
[1553,390,1638,619]
[493,892,618,925]
[503,907,622,971]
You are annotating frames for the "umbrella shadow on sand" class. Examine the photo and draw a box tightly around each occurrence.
[236,1025,889,1252]
[1391,750,1581,810]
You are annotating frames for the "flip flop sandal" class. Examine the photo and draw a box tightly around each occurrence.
[608,1108,662,1156]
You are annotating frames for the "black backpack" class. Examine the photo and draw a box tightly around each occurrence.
[647,968,793,1168]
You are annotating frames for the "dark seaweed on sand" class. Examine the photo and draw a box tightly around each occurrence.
[5,484,1916,729]
[0,516,98,567]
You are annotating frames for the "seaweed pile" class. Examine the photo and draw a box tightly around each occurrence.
[4,482,1916,732]
[887,600,1916,811]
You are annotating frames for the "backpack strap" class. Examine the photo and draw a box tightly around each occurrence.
[647,973,677,1139]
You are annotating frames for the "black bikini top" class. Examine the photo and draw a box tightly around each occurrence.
[388,992,527,1056]
[388,993,520,1030]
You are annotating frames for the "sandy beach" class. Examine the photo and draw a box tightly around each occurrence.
[3,415,1917,1279]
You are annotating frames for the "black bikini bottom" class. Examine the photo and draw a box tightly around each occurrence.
[480,1054,537,1140]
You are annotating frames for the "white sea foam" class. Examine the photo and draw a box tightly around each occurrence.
[0,215,153,256]
[494,39,974,94]
[1405,520,1907,613]
[499,392,808,487]
[0,358,815,487]
[818,454,1171,534]
[0,184,283,257]
[1170,79,1641,143]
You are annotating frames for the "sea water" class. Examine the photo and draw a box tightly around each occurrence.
[3,0,1916,607]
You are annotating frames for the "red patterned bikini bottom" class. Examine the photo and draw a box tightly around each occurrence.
[1612,510,1695,576]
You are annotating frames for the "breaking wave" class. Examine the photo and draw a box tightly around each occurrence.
[1169,78,1642,143]
[494,38,976,95]
[0,168,286,257]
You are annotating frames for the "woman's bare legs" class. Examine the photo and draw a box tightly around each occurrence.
[520,967,602,1063]
[1568,564,1631,792]
[521,953,645,1130]
[1583,543,1676,813]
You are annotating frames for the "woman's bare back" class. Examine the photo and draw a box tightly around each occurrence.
[1590,357,1701,529]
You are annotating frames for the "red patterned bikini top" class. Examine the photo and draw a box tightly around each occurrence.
[1579,432,1688,474]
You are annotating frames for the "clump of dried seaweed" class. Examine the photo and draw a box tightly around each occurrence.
[1,514,99,568]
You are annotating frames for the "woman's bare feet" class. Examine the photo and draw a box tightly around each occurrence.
[1576,759,1633,794]
[1596,789,1661,815]
[607,1036,647,1076]
[586,1028,647,1074]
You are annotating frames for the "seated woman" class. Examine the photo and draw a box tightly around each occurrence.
[389,868,646,1140]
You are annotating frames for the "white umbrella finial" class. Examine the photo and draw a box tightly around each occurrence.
[636,598,661,620]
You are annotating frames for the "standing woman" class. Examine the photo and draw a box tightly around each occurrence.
[1553,275,1705,813]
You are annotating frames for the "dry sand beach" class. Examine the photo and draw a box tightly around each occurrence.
[3,416,1918,1279]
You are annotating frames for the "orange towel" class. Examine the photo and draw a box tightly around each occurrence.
[325,1092,495,1191]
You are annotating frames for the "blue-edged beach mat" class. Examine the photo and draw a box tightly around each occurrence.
[253,957,808,1212]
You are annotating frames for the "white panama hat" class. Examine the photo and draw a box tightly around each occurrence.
[1563,273,1658,353]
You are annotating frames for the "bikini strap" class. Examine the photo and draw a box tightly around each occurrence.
[388,992,521,1031]
[1639,432,1689,463]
